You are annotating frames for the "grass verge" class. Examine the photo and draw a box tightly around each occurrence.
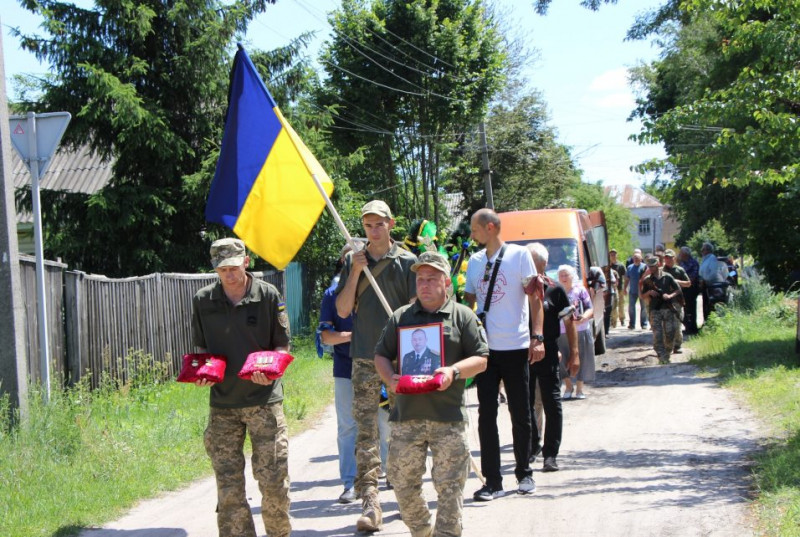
[689,282,800,537]
[0,337,333,537]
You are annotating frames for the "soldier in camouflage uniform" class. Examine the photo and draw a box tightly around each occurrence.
[662,249,690,353]
[335,200,417,532]
[375,251,489,537]
[641,256,682,364]
[191,238,292,537]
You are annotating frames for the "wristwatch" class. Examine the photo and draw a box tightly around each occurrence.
[452,365,461,380]
[531,334,544,342]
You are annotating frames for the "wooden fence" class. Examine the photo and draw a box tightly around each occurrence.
[19,256,289,388]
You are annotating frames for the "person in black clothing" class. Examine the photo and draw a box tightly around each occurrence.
[525,243,579,472]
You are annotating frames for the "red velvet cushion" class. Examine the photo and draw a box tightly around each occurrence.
[395,373,445,394]
[238,350,295,380]
[177,353,227,383]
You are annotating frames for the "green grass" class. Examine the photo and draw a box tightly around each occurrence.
[0,338,333,537]
[689,281,800,537]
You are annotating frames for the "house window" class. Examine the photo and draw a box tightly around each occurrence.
[638,218,651,236]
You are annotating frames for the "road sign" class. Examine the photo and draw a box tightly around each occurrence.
[8,111,71,403]
[9,112,71,178]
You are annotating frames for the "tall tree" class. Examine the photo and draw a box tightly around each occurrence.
[630,0,800,287]
[456,81,580,215]
[11,0,274,276]
[319,0,506,227]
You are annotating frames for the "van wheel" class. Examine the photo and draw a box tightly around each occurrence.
[594,327,606,355]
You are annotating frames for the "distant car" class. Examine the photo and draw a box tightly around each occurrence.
[498,208,610,355]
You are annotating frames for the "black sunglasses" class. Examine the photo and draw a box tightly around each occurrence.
[483,261,494,282]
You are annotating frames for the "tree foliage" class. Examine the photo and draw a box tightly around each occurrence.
[11,0,274,276]
[685,218,737,259]
[532,0,617,15]
[567,181,636,256]
[633,0,800,189]
[319,0,507,228]
[630,0,800,288]
[450,80,581,216]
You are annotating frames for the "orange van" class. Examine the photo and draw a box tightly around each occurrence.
[498,208,610,354]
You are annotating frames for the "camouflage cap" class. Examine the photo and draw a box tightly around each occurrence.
[646,256,659,267]
[210,238,246,269]
[664,248,676,257]
[411,251,450,276]
[361,200,392,219]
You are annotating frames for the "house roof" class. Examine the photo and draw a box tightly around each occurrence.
[604,184,663,208]
[10,144,113,224]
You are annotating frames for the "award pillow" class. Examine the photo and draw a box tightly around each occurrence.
[177,353,227,383]
[238,350,295,380]
[395,373,445,394]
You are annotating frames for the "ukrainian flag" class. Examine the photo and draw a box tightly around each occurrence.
[205,45,334,270]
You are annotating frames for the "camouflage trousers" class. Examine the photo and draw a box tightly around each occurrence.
[388,420,469,537]
[613,292,626,327]
[204,402,290,537]
[650,308,678,363]
[672,304,684,350]
[352,357,389,498]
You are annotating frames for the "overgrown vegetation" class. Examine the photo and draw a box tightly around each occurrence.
[0,339,332,537]
[689,275,800,536]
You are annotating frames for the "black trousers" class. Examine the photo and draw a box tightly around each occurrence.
[529,346,563,459]
[683,285,699,333]
[476,348,532,489]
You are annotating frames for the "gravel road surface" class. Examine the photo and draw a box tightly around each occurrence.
[80,326,761,537]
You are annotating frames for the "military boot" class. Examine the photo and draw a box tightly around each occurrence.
[356,488,382,532]
[410,525,433,537]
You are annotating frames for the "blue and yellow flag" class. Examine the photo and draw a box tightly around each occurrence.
[206,45,334,270]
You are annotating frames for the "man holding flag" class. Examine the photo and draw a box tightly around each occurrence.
[336,200,417,532]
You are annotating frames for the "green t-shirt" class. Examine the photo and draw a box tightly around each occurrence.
[664,264,689,283]
[192,275,291,409]
[335,242,417,359]
[375,298,489,423]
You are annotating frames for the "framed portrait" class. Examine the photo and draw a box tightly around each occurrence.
[398,323,444,376]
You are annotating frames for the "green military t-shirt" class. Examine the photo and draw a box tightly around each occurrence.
[335,241,417,359]
[664,264,689,284]
[191,275,291,409]
[375,298,489,423]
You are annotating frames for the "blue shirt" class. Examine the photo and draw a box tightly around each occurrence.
[626,263,646,295]
[318,276,354,379]
[680,255,700,285]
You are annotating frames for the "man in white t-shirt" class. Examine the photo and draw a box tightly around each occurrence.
[464,208,544,501]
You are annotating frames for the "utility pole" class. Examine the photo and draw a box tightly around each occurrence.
[0,21,31,417]
[479,121,494,209]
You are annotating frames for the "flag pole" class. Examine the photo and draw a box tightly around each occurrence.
[310,175,393,316]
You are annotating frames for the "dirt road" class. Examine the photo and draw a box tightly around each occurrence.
[81,326,761,537]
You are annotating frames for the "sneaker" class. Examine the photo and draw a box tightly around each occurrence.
[562,390,573,401]
[517,476,536,495]
[356,494,383,532]
[338,487,357,504]
[473,484,504,501]
[542,457,559,472]
[574,393,586,400]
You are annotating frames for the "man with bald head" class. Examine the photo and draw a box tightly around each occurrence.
[464,208,544,500]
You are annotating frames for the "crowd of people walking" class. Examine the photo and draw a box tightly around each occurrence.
[191,201,736,537]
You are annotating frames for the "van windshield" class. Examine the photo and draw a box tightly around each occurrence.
[508,239,581,280]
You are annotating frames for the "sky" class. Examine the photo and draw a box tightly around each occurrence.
[1,0,666,187]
